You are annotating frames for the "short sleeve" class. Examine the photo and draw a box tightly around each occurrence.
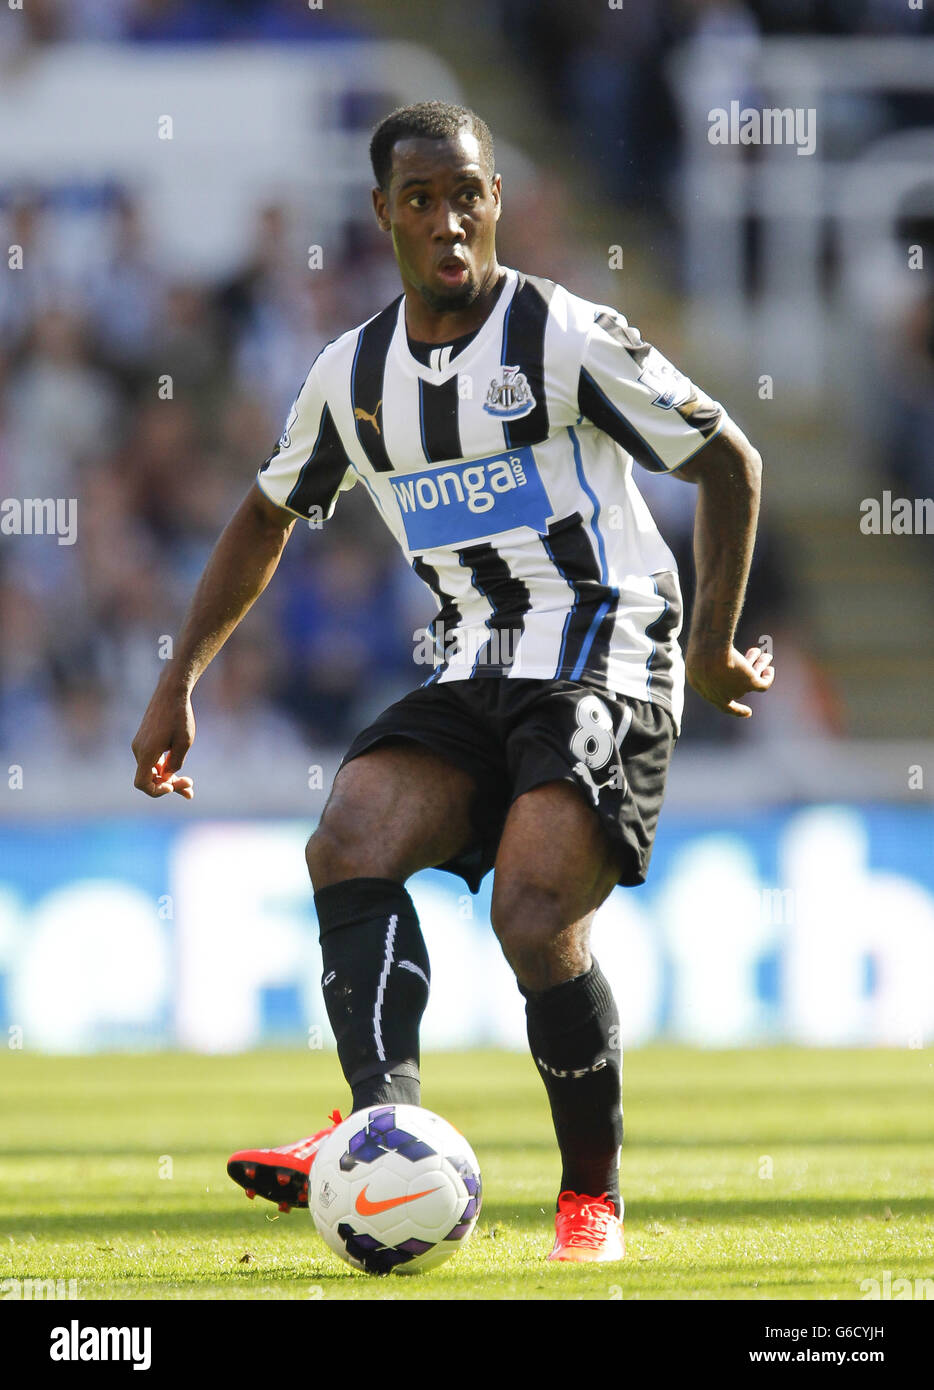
[578,308,726,473]
[257,360,356,519]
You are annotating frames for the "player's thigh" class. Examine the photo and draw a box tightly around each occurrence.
[306,740,478,887]
[490,779,620,936]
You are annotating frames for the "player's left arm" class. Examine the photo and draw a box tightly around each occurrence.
[674,417,774,718]
[578,308,774,718]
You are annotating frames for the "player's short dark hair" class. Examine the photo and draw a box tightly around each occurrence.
[370,101,495,192]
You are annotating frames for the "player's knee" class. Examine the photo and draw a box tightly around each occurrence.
[502,933,590,992]
[491,879,561,936]
[491,882,584,987]
[305,820,364,891]
[305,812,415,889]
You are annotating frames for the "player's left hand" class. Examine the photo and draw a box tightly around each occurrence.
[150,751,194,799]
[686,644,775,718]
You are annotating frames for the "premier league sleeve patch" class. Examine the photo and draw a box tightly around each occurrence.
[636,347,692,411]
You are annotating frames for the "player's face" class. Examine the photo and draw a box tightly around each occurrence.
[373,131,502,314]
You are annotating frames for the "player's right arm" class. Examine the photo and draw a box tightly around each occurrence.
[132,351,356,799]
[131,483,296,798]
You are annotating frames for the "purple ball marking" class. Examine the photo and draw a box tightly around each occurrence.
[348,1231,382,1251]
[396,1237,435,1256]
[397,1139,435,1162]
[384,1127,415,1149]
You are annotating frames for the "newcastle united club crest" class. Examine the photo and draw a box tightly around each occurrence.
[483,364,536,419]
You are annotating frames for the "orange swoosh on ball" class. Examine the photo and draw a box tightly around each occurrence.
[355,1185,440,1216]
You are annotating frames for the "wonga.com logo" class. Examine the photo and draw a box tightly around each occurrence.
[389,446,552,549]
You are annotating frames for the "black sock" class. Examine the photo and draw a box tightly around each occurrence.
[315,878,430,1113]
[522,961,623,1216]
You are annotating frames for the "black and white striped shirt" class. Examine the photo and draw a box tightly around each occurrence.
[258,267,726,729]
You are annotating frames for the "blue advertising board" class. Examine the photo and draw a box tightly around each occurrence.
[0,805,932,1051]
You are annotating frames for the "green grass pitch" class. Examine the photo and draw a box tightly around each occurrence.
[1,1047,931,1301]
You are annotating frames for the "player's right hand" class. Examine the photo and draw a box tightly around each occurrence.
[131,686,196,799]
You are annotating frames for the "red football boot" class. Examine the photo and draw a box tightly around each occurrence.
[547,1190,625,1262]
[227,1111,342,1213]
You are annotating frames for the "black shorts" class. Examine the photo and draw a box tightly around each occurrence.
[339,678,677,894]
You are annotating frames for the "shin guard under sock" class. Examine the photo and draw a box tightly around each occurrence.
[522,960,623,1215]
[314,878,430,1113]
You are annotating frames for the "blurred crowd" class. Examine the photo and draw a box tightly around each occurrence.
[0,190,435,785]
[880,191,934,503]
[0,0,361,48]
[3,0,929,47]
[497,0,934,211]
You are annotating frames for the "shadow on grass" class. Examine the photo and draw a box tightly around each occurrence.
[3,1192,932,1246]
[5,1257,884,1300]
[489,1134,934,1152]
[8,1264,369,1292]
[0,1208,321,1239]
[479,1194,934,1224]
[4,1131,934,1160]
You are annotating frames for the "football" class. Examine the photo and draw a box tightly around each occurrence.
[309,1104,482,1275]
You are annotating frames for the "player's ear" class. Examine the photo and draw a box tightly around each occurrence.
[492,174,502,220]
[372,186,391,233]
